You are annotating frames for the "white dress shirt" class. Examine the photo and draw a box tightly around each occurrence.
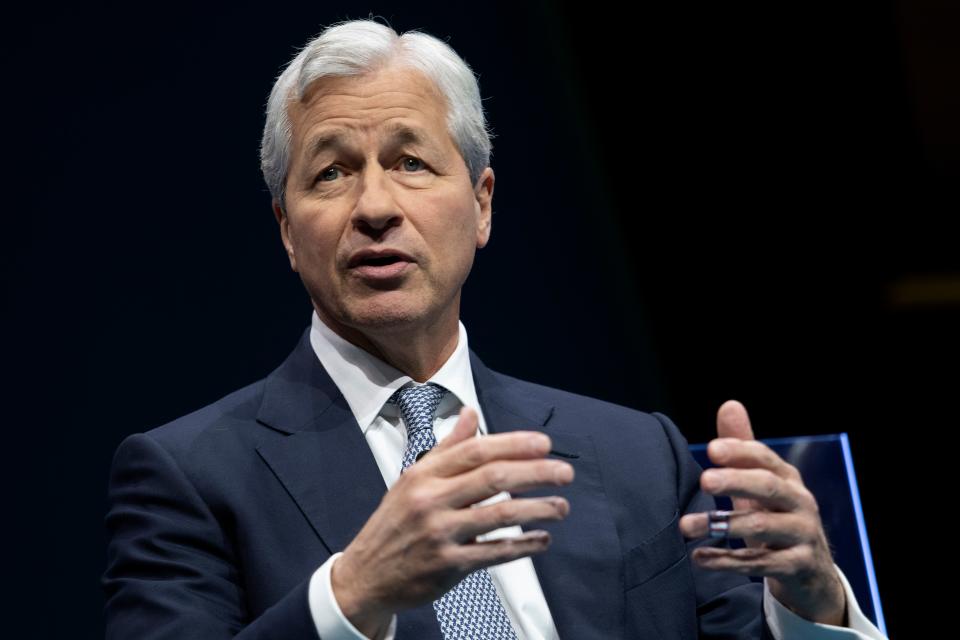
[302,311,887,639]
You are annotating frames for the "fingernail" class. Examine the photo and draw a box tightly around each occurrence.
[702,470,719,490]
[549,497,569,516]
[526,530,550,543]
[554,463,573,483]
[712,442,728,458]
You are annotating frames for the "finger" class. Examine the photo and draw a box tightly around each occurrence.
[716,400,754,441]
[441,458,574,507]
[433,406,481,452]
[447,496,570,543]
[451,529,553,572]
[679,510,815,548]
[714,401,759,515]
[691,544,815,581]
[706,439,802,481]
[699,468,804,511]
[426,429,554,478]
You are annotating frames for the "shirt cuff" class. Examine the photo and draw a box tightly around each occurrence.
[763,562,887,640]
[308,552,398,640]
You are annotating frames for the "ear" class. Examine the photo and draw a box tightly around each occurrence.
[474,167,494,249]
[272,200,299,272]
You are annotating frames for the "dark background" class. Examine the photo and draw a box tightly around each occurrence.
[5,1,957,637]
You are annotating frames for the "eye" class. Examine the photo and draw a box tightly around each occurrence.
[399,156,426,172]
[318,166,341,182]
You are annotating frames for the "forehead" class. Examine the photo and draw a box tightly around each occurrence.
[287,65,453,154]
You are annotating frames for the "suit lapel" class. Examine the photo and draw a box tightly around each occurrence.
[471,352,627,639]
[255,329,387,554]
[254,329,442,638]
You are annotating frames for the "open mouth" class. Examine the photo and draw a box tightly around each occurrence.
[359,255,404,267]
[348,251,414,281]
[347,249,416,269]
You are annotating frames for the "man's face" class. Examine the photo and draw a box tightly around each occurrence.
[277,65,494,340]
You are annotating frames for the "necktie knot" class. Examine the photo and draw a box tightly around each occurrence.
[388,382,447,468]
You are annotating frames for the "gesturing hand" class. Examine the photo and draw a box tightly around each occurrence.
[678,400,848,626]
[331,407,574,637]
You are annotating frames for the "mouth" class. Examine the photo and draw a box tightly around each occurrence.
[347,249,416,282]
[356,255,406,267]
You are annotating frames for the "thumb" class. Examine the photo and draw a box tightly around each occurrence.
[435,406,479,451]
[714,400,759,525]
[716,399,755,441]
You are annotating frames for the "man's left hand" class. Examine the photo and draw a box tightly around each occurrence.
[678,400,848,626]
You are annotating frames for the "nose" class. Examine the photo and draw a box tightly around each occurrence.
[350,164,403,238]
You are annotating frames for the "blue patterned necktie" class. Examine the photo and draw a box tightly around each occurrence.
[388,383,519,640]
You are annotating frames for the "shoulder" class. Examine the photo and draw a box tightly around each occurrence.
[107,378,269,478]
[479,362,687,452]
[143,378,268,456]
[499,369,652,417]
[113,328,317,467]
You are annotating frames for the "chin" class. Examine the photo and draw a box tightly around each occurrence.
[342,297,436,332]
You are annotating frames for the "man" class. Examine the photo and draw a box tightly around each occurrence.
[103,19,887,639]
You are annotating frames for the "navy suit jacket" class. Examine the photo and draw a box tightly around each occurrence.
[104,328,774,639]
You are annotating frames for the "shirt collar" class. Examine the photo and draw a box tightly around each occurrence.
[308,310,487,435]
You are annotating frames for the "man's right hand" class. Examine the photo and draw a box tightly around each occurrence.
[330,406,574,637]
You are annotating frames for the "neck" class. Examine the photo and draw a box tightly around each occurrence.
[314,305,461,382]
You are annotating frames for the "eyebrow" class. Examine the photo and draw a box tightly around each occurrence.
[304,123,437,160]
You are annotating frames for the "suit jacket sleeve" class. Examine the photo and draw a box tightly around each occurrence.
[103,432,320,640]
[652,412,776,640]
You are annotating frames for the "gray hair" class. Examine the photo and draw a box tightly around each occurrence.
[260,19,493,211]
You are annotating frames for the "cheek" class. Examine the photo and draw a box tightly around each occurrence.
[432,195,478,239]
[432,210,479,273]
[289,222,339,275]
